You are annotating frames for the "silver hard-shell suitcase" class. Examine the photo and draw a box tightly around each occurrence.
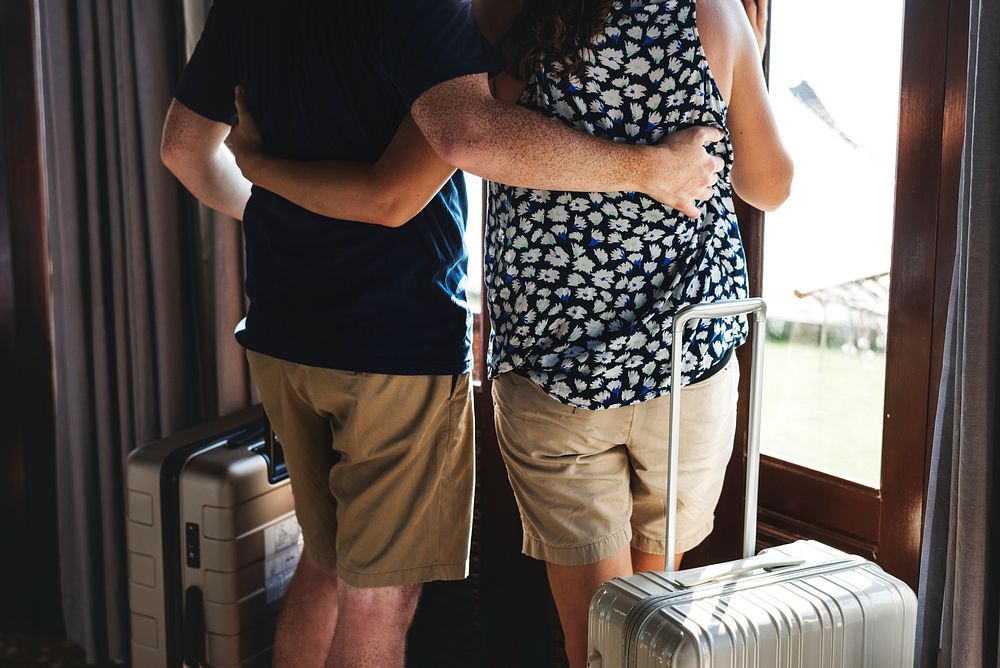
[587,299,917,667]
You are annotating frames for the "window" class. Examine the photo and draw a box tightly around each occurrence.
[696,0,965,589]
[464,173,484,316]
[760,0,905,488]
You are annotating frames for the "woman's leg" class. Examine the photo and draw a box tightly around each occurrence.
[491,372,636,668]
[630,549,684,573]
[628,359,741,575]
[546,548,634,668]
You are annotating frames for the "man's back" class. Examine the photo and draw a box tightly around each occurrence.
[176,0,503,375]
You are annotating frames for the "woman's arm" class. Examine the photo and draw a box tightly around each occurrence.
[227,88,454,228]
[714,0,794,211]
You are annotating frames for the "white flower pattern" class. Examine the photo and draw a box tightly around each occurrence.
[486,0,749,409]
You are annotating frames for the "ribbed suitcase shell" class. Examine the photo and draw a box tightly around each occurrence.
[587,540,917,667]
[587,300,918,668]
[126,406,299,668]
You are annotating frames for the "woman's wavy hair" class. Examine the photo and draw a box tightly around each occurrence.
[508,0,617,81]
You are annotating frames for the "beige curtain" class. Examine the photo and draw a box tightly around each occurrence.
[38,0,254,660]
[184,0,258,416]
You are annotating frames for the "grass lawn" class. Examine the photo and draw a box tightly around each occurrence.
[759,338,885,487]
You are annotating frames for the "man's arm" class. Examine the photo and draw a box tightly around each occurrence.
[227,88,454,228]
[410,73,725,219]
[160,99,251,221]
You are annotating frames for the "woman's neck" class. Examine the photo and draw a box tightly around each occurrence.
[473,0,525,48]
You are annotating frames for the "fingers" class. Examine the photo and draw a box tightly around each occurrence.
[693,125,725,145]
[742,0,758,28]
[234,86,250,125]
[680,162,721,218]
[677,201,703,220]
[743,0,767,31]
[651,127,725,215]
[234,85,248,119]
[741,0,767,55]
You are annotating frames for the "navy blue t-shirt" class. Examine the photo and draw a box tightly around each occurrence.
[176,0,503,375]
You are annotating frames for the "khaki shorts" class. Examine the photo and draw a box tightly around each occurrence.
[247,350,475,588]
[491,357,739,566]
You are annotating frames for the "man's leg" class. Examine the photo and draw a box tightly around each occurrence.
[327,581,421,668]
[545,549,633,668]
[245,351,343,666]
[316,371,473,666]
[273,552,339,668]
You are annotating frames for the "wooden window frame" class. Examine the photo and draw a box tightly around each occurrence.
[687,0,968,590]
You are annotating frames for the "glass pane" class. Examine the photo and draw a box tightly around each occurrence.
[759,0,904,487]
[464,173,485,382]
[464,173,484,316]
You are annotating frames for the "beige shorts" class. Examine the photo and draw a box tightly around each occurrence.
[491,357,739,566]
[247,350,475,588]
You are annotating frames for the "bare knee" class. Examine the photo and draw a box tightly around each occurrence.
[337,581,421,632]
[297,550,339,584]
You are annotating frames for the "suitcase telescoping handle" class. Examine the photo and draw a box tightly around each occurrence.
[231,419,288,484]
[664,298,767,571]
[263,420,289,484]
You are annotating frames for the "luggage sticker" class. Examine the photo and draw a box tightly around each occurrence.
[264,515,303,604]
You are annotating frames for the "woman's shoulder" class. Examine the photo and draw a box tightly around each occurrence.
[695,0,756,104]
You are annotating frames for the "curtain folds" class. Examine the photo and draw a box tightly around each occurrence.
[915,0,1000,665]
[38,0,252,660]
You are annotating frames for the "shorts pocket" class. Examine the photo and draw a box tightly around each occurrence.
[493,372,578,418]
[685,356,739,398]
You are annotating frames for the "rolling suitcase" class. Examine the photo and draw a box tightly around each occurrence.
[587,299,918,668]
[126,406,302,668]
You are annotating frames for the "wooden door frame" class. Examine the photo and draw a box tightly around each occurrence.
[689,0,968,591]
[877,0,967,586]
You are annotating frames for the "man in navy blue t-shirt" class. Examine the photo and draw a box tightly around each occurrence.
[161,0,723,665]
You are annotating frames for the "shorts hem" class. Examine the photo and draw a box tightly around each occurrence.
[335,561,470,588]
[523,528,632,566]
[631,519,715,555]
[304,543,339,574]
